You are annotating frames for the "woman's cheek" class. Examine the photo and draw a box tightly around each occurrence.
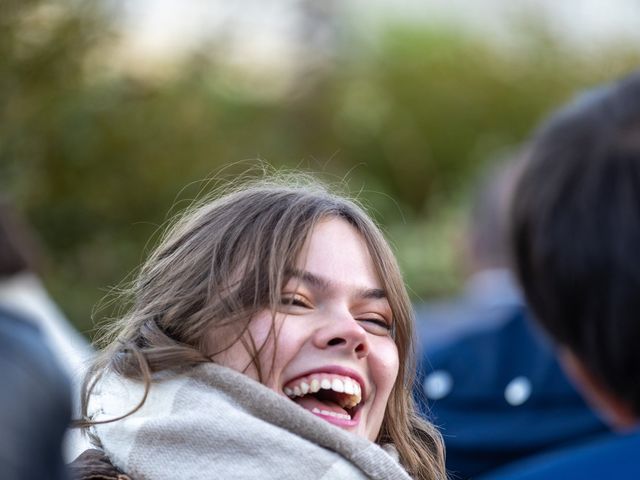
[374,340,400,389]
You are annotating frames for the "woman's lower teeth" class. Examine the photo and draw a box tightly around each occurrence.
[311,407,351,420]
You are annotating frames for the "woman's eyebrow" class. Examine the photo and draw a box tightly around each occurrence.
[286,269,387,300]
[287,268,330,290]
[357,287,387,300]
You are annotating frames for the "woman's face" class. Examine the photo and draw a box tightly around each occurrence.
[209,217,399,441]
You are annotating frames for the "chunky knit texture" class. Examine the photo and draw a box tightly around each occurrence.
[89,363,411,479]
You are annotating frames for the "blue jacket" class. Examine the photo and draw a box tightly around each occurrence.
[481,428,640,479]
[0,306,71,480]
[416,305,607,478]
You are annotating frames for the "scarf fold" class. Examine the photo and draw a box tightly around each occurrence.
[89,363,411,480]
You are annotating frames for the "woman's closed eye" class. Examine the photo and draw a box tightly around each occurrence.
[280,294,312,309]
[358,316,392,335]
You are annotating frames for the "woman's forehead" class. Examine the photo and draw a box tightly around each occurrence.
[295,218,381,282]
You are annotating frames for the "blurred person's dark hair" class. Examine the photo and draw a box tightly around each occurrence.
[510,70,640,425]
[0,198,40,277]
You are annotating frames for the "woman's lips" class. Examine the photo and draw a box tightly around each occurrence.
[282,369,366,428]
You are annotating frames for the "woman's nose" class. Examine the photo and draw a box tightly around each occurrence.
[314,312,370,359]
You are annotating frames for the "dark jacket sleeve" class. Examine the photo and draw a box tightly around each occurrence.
[0,306,72,480]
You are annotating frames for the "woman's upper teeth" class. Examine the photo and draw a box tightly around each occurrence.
[284,373,362,407]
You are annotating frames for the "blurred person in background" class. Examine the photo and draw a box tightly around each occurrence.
[414,159,607,478]
[0,200,93,387]
[0,199,94,460]
[0,198,75,479]
[484,70,640,478]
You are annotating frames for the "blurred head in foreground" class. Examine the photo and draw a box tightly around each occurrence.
[510,70,640,428]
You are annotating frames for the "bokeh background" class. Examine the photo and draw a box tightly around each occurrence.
[3,0,640,336]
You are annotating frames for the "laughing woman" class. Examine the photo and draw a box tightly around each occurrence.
[75,175,446,480]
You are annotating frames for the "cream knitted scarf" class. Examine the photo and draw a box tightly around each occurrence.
[88,363,412,480]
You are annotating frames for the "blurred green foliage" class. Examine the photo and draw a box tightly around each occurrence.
[2,0,640,335]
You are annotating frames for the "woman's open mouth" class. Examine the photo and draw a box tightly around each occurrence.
[283,372,363,426]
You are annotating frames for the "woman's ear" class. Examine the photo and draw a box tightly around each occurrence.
[558,347,637,430]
